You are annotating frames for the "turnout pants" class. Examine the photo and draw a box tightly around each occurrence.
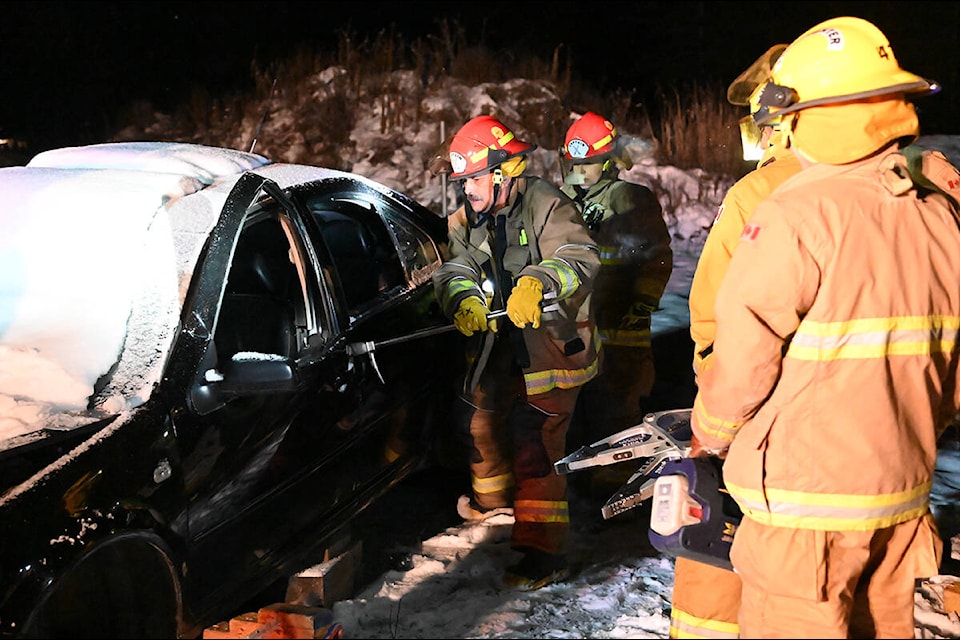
[461,334,580,555]
[669,556,740,639]
[731,513,942,638]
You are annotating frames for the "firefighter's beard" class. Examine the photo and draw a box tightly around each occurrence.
[465,187,494,216]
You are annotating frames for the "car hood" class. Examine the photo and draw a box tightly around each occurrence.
[0,142,360,450]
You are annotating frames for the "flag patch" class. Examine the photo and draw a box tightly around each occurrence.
[740,223,762,242]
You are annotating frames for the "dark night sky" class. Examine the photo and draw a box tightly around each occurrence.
[1,1,958,152]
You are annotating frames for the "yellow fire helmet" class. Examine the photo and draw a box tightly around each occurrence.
[754,16,938,127]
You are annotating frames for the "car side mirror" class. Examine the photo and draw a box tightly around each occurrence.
[215,353,296,395]
[189,353,296,415]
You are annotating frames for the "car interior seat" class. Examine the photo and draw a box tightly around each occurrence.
[217,217,298,360]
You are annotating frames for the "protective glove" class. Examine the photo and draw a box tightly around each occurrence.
[453,296,490,337]
[506,276,544,329]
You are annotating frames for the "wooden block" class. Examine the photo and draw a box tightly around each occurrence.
[229,612,265,636]
[258,603,337,638]
[285,540,362,607]
[943,582,960,615]
[202,611,277,639]
[202,620,233,639]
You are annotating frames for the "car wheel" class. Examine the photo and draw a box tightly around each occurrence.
[21,535,181,639]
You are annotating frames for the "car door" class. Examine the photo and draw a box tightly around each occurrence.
[172,174,451,620]
[295,187,455,469]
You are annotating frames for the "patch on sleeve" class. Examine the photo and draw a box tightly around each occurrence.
[712,204,724,226]
[740,223,762,242]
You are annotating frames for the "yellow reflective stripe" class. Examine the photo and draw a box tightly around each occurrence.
[496,130,515,148]
[787,315,960,361]
[670,609,739,639]
[472,472,515,495]
[383,446,401,463]
[597,244,632,265]
[539,258,581,298]
[692,395,740,442]
[592,133,614,151]
[445,277,483,306]
[600,329,651,348]
[727,479,931,531]
[524,355,600,395]
[468,147,489,165]
[514,499,569,524]
[467,130,515,165]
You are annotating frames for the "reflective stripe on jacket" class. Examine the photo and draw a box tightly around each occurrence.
[688,141,802,374]
[692,145,960,531]
[433,176,601,394]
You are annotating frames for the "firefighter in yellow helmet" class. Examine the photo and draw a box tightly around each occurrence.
[559,112,673,454]
[690,16,959,637]
[432,114,601,590]
[670,43,802,640]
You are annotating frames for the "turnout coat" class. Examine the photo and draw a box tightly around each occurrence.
[433,176,601,395]
[692,145,960,532]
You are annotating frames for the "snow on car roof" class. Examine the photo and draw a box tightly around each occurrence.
[0,142,349,446]
[27,141,271,181]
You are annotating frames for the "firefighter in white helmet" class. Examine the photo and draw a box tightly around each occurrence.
[671,43,802,640]
[690,16,960,637]
[432,114,600,590]
[558,112,673,456]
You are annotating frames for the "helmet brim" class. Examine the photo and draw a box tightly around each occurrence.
[754,77,939,126]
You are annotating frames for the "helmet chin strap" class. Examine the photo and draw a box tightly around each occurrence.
[466,169,508,228]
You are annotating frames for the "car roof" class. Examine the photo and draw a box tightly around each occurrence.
[0,142,378,444]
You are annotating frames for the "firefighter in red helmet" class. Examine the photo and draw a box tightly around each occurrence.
[432,114,601,590]
[559,112,672,455]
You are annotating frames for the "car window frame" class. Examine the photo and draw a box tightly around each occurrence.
[292,182,443,328]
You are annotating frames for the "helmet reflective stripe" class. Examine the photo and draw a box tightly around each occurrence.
[468,129,515,165]
[592,133,614,151]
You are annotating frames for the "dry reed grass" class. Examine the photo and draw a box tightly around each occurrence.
[115,18,752,180]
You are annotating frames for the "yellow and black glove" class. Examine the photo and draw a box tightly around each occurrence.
[453,296,490,337]
[506,276,544,329]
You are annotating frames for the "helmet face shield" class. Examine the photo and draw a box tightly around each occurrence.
[727,44,789,107]
[738,114,765,161]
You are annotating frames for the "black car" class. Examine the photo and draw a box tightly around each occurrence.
[0,142,459,638]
